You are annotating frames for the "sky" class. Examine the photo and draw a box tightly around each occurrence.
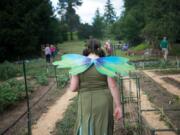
[50,0,124,24]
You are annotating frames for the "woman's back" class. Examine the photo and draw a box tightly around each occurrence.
[79,66,108,91]
[74,65,114,135]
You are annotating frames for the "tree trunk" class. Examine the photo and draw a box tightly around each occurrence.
[70,31,73,40]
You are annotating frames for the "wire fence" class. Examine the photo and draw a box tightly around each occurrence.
[0,59,66,135]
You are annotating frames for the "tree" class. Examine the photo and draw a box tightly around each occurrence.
[92,9,105,39]
[78,23,93,39]
[143,0,180,44]
[120,0,180,46]
[104,0,117,24]
[58,0,82,40]
[0,0,64,62]
[111,0,180,46]
[48,18,68,43]
[112,0,145,45]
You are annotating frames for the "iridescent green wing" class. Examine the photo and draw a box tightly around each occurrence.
[53,54,93,75]
[94,56,135,77]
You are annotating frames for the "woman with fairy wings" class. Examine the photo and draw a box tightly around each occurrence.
[53,39,134,135]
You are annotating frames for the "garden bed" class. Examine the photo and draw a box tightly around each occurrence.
[162,77,180,89]
[0,78,66,135]
[140,73,180,129]
[153,69,180,75]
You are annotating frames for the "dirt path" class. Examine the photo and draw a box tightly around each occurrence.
[143,70,180,97]
[123,76,176,135]
[32,90,77,135]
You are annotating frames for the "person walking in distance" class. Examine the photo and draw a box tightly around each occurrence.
[45,44,51,64]
[50,44,56,62]
[160,36,169,61]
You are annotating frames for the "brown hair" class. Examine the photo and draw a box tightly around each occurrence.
[82,39,105,57]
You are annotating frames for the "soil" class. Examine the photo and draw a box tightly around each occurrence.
[141,71,180,130]
[144,70,180,97]
[122,78,177,135]
[32,90,77,135]
[0,78,66,135]
[153,69,180,76]
[162,77,180,89]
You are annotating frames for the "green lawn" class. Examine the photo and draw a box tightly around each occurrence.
[58,40,86,54]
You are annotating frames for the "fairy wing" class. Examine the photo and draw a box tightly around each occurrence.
[94,56,135,77]
[53,54,93,75]
[53,54,134,77]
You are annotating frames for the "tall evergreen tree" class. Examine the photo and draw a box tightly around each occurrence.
[112,0,144,45]
[104,0,117,24]
[58,0,82,40]
[92,9,105,39]
[0,0,64,61]
[78,23,93,39]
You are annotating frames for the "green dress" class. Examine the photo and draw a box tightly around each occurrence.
[74,66,114,135]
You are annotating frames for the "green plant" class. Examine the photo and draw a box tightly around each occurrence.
[173,95,180,103]
[170,44,180,56]
[57,73,69,88]
[25,59,47,77]
[0,79,30,112]
[0,61,20,80]
[125,123,141,135]
[35,75,48,85]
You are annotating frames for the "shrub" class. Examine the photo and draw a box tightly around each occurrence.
[170,44,180,56]
[0,61,20,80]
[35,75,49,85]
[57,73,69,88]
[0,79,28,112]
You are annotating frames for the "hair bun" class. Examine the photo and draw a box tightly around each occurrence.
[83,38,105,57]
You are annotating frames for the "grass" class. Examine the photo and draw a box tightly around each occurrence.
[58,40,86,54]
[54,97,78,135]
[131,43,149,51]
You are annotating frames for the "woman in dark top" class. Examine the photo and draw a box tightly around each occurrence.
[68,39,122,135]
